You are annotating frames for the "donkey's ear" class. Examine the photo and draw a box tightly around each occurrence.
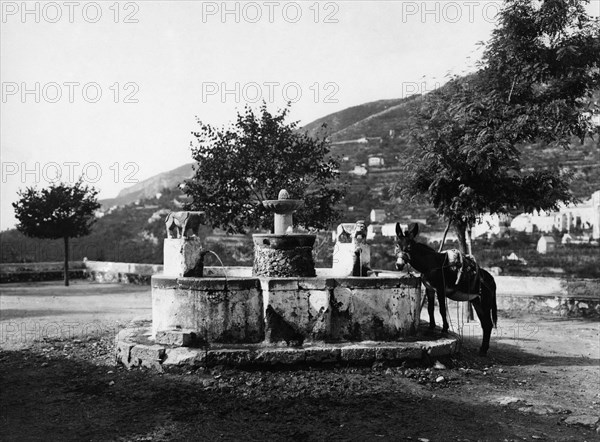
[395,222,404,238]
[407,223,419,239]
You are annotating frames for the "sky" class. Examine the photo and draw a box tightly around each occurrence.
[2,0,598,230]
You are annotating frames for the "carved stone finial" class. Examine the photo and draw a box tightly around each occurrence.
[278,189,290,200]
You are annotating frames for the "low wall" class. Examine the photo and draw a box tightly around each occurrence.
[83,260,163,284]
[494,276,599,318]
[0,261,86,283]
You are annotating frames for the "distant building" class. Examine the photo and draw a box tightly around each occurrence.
[382,223,406,237]
[368,156,385,167]
[561,233,573,244]
[537,236,556,254]
[370,209,386,223]
[367,224,382,240]
[349,165,368,176]
[511,190,600,239]
[472,213,511,238]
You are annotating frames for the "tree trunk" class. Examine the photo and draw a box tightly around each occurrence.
[466,225,473,256]
[63,236,69,287]
[454,221,468,254]
[453,221,474,320]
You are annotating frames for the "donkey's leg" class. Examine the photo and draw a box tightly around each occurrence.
[437,291,449,332]
[426,288,436,330]
[471,297,493,356]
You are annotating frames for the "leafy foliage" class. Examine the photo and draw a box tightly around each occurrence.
[12,180,101,285]
[13,180,101,240]
[184,103,344,233]
[397,0,600,250]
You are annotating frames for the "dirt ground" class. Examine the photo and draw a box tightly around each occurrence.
[1,281,599,441]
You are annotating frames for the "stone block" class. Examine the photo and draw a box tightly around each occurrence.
[152,281,264,344]
[255,348,305,365]
[331,284,421,341]
[340,346,377,362]
[263,286,330,342]
[375,345,423,361]
[298,278,332,291]
[163,347,205,366]
[115,341,134,366]
[206,349,251,367]
[130,344,166,362]
[424,339,457,357]
[163,238,204,277]
[305,347,340,363]
[155,329,199,347]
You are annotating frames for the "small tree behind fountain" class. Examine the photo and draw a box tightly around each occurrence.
[183,103,344,234]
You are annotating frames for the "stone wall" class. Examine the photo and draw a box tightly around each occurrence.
[152,274,422,346]
[495,276,599,318]
[83,260,163,284]
[0,261,86,283]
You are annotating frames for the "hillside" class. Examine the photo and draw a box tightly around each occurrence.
[3,93,598,265]
[100,163,194,209]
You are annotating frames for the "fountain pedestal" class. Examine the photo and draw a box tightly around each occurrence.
[163,238,204,277]
[252,189,316,277]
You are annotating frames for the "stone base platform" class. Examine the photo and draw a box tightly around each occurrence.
[115,322,458,372]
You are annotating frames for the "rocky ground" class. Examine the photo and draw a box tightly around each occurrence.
[1,281,598,441]
[1,313,598,441]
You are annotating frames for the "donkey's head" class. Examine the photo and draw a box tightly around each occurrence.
[394,222,419,271]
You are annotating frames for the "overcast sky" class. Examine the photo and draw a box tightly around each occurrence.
[2,1,597,230]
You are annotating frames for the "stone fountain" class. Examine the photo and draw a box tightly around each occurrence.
[115,205,458,371]
[253,189,316,277]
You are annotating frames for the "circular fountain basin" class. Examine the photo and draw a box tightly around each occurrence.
[118,270,458,370]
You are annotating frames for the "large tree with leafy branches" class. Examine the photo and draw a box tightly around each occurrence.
[397,0,599,254]
[184,103,344,234]
[12,179,101,286]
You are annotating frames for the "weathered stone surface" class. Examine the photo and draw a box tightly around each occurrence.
[340,346,377,362]
[263,286,330,343]
[424,339,457,357]
[255,348,306,365]
[375,345,423,361]
[129,344,166,371]
[115,341,134,366]
[152,281,264,344]
[332,242,371,277]
[253,245,316,277]
[116,327,459,369]
[163,347,205,366]
[564,415,600,428]
[330,284,421,341]
[207,349,252,367]
[305,347,341,363]
[155,329,199,347]
[163,237,204,277]
[298,278,332,291]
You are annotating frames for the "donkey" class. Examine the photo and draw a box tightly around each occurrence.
[394,223,498,356]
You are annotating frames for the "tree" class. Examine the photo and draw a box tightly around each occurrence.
[397,0,599,254]
[12,179,101,286]
[184,103,344,234]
